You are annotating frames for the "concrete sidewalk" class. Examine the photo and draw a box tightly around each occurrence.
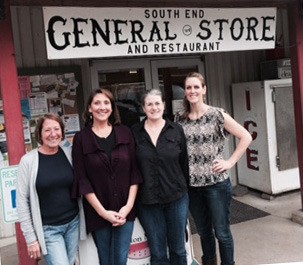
[191,189,303,265]
[1,190,303,265]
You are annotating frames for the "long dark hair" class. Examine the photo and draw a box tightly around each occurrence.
[181,72,206,120]
[83,88,121,127]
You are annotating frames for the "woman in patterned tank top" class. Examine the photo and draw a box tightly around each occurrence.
[175,72,252,265]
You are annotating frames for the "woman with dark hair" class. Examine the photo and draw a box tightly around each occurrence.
[17,113,85,265]
[72,88,142,265]
[175,72,252,265]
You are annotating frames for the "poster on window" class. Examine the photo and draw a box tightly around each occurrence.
[29,92,48,117]
[62,114,80,137]
[18,69,82,151]
[47,98,63,116]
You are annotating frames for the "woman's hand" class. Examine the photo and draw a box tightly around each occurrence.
[85,193,126,226]
[212,159,233,173]
[118,205,132,219]
[103,210,126,226]
[27,241,41,260]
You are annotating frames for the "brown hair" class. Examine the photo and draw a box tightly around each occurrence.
[35,113,65,145]
[83,88,121,127]
[181,72,206,120]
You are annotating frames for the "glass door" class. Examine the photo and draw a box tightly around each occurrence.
[90,57,204,125]
[151,58,204,119]
[90,59,152,127]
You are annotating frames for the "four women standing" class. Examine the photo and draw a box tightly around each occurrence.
[72,89,142,265]
[175,72,252,265]
[17,73,251,265]
[132,89,189,265]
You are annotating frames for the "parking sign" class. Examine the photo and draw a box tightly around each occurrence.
[0,166,18,223]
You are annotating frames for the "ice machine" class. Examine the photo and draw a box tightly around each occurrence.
[232,78,300,195]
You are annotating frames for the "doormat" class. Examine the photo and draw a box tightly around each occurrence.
[230,199,270,224]
[189,199,270,234]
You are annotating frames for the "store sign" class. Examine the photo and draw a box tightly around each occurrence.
[43,7,277,59]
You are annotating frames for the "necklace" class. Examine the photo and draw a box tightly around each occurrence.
[92,124,112,138]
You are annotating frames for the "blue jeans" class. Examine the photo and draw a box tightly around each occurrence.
[92,221,134,265]
[43,214,80,265]
[189,178,235,265]
[137,193,189,265]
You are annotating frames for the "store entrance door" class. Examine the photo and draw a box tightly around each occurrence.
[90,57,204,126]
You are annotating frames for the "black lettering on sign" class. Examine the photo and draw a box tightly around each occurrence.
[46,16,71,50]
[196,16,275,42]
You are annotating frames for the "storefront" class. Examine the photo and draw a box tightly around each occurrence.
[1,0,303,264]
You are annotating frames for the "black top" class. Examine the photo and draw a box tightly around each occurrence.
[71,125,143,232]
[131,119,189,204]
[36,147,78,225]
[94,129,115,160]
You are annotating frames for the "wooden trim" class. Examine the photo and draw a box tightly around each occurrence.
[10,0,294,7]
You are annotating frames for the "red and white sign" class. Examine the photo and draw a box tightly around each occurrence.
[78,218,197,265]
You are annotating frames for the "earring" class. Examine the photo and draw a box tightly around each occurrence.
[89,112,93,121]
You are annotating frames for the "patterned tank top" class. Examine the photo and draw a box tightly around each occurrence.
[175,106,229,187]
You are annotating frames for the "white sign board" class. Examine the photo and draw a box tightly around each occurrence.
[43,7,277,59]
[0,166,18,223]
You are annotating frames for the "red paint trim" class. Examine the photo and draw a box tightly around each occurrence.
[0,2,25,165]
[288,1,303,209]
[0,0,36,264]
